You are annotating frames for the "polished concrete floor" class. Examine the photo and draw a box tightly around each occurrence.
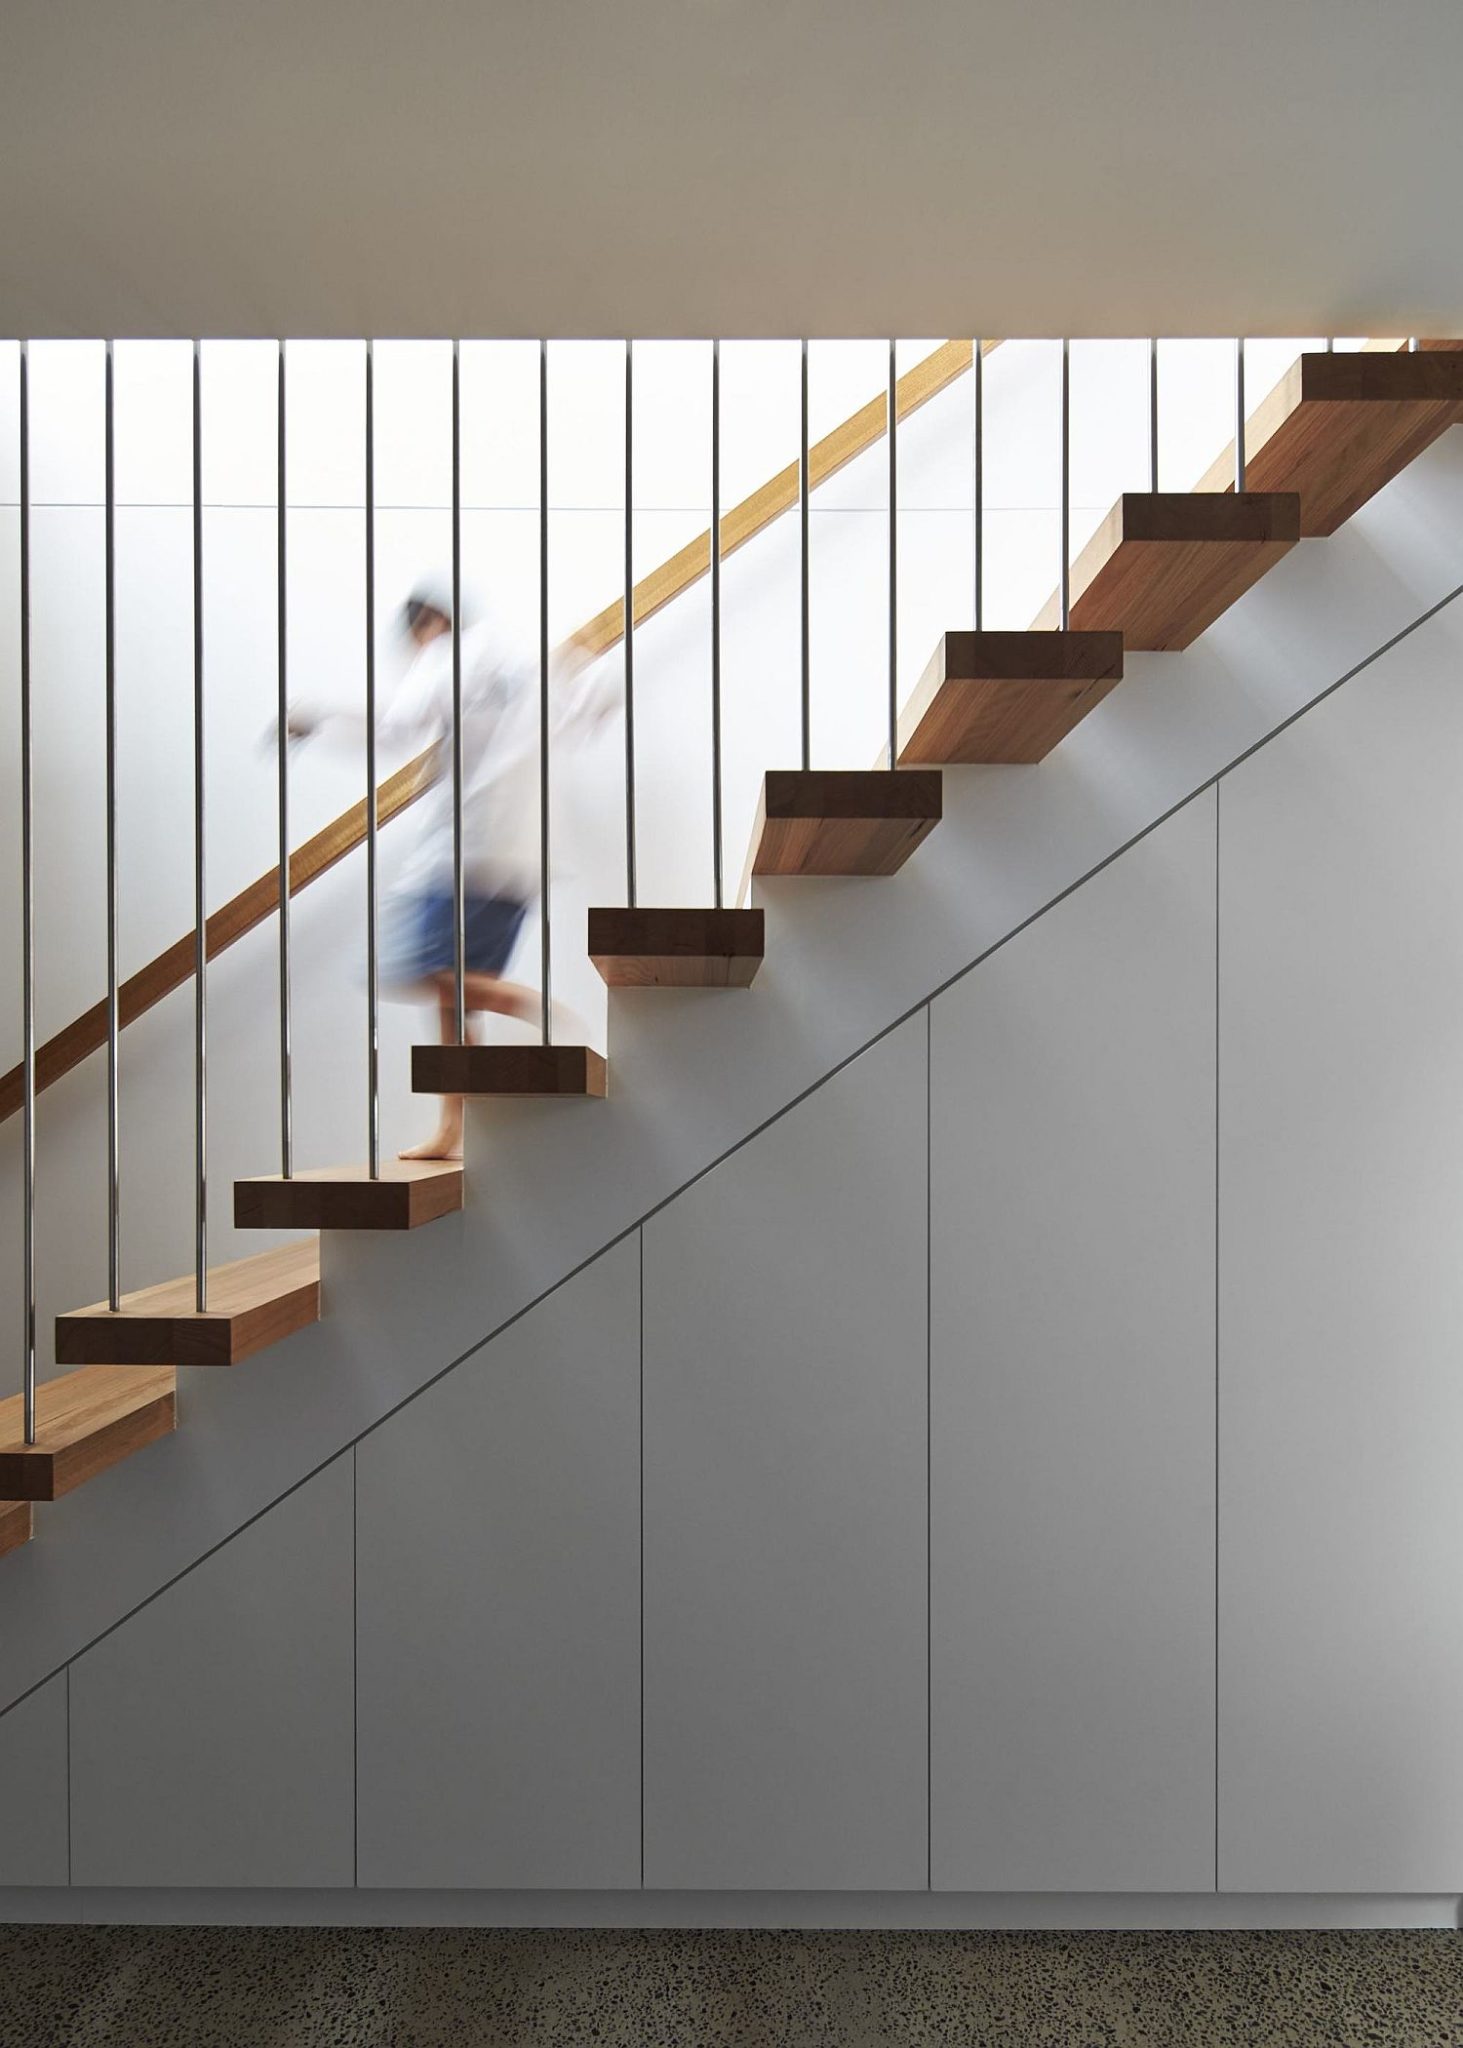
[0,1926,1459,2046]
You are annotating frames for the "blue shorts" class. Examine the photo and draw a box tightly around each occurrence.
[379,891,528,987]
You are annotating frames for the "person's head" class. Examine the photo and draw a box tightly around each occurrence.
[402,596,451,647]
[399,574,459,647]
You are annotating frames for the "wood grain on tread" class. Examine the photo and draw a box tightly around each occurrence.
[234,1161,463,1232]
[1196,346,1463,535]
[0,1499,33,1557]
[1034,492,1301,650]
[898,631,1125,764]
[748,769,942,884]
[413,1043,608,1098]
[56,1239,320,1368]
[0,341,999,1131]
[0,1366,176,1502]
[589,907,765,987]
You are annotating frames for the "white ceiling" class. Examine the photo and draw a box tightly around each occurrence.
[5,0,1463,339]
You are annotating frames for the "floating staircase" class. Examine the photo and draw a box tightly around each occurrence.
[5,336,1459,1559]
[412,1043,609,1099]
[1199,344,1463,535]
[235,1160,463,1232]
[1033,492,1302,650]
[746,769,944,881]
[589,908,765,988]
[0,1367,175,1502]
[897,631,1125,765]
[55,1240,320,1369]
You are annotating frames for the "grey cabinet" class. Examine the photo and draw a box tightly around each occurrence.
[930,796,1218,1891]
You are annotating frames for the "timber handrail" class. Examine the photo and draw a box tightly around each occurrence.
[0,338,998,1122]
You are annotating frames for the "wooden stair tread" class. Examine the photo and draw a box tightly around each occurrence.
[413,1043,608,1097]
[0,1499,33,1558]
[589,907,765,988]
[1034,492,1300,651]
[0,1366,176,1502]
[1197,348,1463,536]
[56,1239,320,1368]
[235,1161,463,1232]
[898,631,1125,764]
[747,769,942,886]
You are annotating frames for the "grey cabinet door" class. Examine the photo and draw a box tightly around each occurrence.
[0,1673,69,1886]
[356,1238,641,1888]
[931,795,1218,1892]
[69,1454,354,1887]
[643,1016,928,1890]
[1219,604,1463,1891]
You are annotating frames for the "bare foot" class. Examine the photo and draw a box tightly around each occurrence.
[398,1129,464,1163]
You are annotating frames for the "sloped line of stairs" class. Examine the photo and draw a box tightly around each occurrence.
[4,340,1462,1551]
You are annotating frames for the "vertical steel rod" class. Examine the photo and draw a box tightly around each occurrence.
[19,343,36,1444]
[192,340,207,1313]
[973,338,984,632]
[1326,336,1335,354]
[1409,336,1420,353]
[539,338,552,1043]
[364,341,380,1177]
[276,342,292,1178]
[800,339,810,771]
[623,339,637,909]
[104,342,120,1310]
[1149,337,1160,494]
[450,340,466,1046]
[711,339,724,906]
[1059,338,1071,632]
[1234,337,1247,494]
[887,337,898,770]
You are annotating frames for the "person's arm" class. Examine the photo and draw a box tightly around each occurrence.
[549,628,621,738]
[286,652,448,747]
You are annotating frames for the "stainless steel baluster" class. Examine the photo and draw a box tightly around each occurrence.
[1060,338,1071,631]
[277,341,292,1178]
[887,337,898,770]
[364,340,379,1176]
[1149,338,1160,494]
[624,339,637,909]
[800,339,811,770]
[711,338,724,905]
[192,340,207,1312]
[19,343,36,1444]
[539,338,552,1042]
[104,342,120,1310]
[973,338,984,631]
[451,340,466,1046]
[1235,337,1247,493]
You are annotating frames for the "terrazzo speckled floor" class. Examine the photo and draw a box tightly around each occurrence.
[0,1926,1460,2046]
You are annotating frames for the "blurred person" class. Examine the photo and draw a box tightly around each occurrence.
[287,574,614,1160]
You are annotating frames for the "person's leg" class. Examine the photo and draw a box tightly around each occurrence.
[398,979,475,1162]
[462,969,539,1024]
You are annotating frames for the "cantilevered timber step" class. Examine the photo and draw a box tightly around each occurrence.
[1197,348,1463,536]
[897,631,1124,764]
[1034,493,1301,651]
[0,1366,176,1502]
[56,1240,320,1369]
[747,770,942,884]
[234,1161,463,1232]
[413,1044,608,1097]
[588,907,765,988]
[0,1499,33,1558]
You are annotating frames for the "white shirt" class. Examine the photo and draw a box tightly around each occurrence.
[315,619,617,902]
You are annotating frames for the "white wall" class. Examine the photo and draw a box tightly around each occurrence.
[0,333,1324,1377]
[2,346,1462,1922]
[4,561,1463,1914]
